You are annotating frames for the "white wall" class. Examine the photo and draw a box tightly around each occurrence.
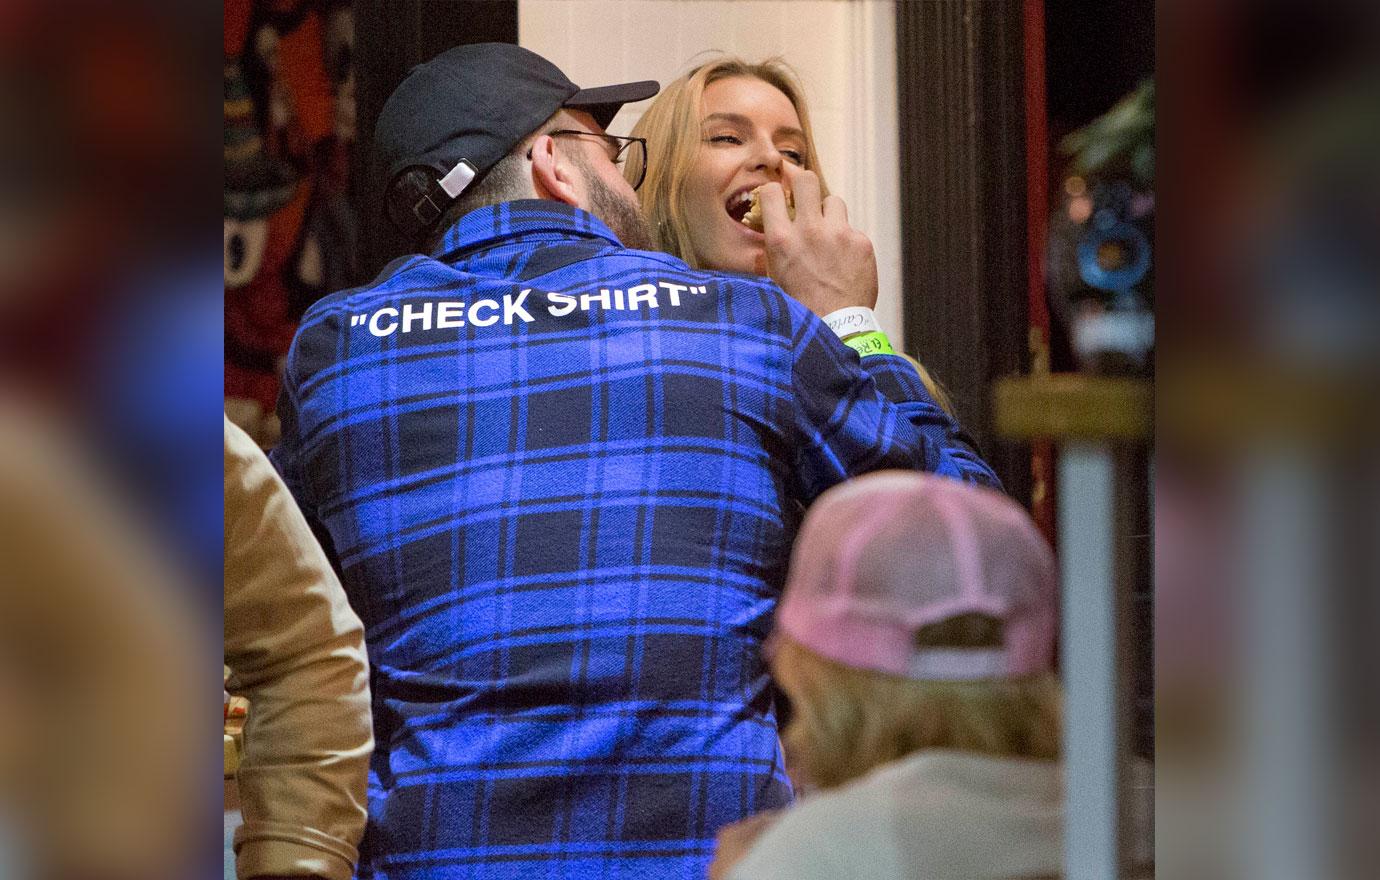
[519,0,905,348]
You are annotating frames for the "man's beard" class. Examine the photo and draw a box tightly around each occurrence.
[571,153,655,251]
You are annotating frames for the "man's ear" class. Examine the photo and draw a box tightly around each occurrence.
[530,134,580,206]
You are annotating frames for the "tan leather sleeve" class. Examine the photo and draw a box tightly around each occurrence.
[224,416,372,880]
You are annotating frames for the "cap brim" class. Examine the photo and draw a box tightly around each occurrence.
[564,80,660,129]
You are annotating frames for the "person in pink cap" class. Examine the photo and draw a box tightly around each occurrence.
[709,470,1149,879]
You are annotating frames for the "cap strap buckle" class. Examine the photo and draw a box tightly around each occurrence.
[408,159,476,226]
[411,193,443,226]
[437,159,477,198]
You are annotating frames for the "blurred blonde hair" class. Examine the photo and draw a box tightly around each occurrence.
[772,625,1062,790]
[899,353,957,415]
[627,56,828,269]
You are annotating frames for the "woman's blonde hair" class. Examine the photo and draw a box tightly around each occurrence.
[772,625,1063,790]
[899,353,957,416]
[627,56,828,269]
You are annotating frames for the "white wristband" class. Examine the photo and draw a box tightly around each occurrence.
[822,306,882,339]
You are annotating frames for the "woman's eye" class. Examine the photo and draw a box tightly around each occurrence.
[782,150,805,165]
[708,134,742,145]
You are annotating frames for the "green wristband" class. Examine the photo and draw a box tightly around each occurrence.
[842,331,896,358]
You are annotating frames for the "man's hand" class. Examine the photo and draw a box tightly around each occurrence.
[759,162,879,316]
[708,809,783,880]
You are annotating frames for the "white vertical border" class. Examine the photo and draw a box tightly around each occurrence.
[1059,442,1124,880]
[847,1,903,349]
[1241,451,1331,880]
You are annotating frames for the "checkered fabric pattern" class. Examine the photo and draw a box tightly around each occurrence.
[271,200,999,880]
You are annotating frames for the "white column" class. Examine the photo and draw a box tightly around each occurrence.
[845,0,903,349]
[1240,450,1332,880]
[1058,441,1127,879]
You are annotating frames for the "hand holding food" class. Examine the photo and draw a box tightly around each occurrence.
[758,162,879,316]
[738,187,794,233]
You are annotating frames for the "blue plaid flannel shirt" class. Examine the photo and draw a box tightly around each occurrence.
[271,201,999,880]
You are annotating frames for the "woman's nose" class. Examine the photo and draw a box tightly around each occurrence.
[748,141,784,175]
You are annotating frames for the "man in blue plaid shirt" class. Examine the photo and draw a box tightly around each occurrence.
[271,44,999,880]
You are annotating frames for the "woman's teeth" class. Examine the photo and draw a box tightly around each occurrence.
[727,190,754,221]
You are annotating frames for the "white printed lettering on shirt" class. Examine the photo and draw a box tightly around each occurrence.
[469,299,499,327]
[357,279,716,334]
[505,290,535,324]
[627,283,658,309]
[369,307,399,337]
[659,281,687,306]
[436,301,465,328]
[402,301,432,333]
[547,291,576,317]
[582,289,612,311]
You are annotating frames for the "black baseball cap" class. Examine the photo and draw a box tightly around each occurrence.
[378,42,658,238]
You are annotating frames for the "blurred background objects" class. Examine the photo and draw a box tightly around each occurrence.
[0,2,220,878]
[3,0,1375,876]
[1157,1,1380,878]
[223,0,361,447]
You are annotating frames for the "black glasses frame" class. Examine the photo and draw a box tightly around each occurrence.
[541,129,648,191]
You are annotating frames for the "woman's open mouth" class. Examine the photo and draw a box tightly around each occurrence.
[725,188,755,223]
[723,185,792,232]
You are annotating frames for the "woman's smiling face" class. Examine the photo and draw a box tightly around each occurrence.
[681,76,808,274]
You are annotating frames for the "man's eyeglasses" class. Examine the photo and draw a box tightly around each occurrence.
[544,130,648,190]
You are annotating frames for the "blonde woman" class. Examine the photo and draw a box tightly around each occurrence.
[628,57,957,413]
[630,57,824,276]
[708,471,1152,880]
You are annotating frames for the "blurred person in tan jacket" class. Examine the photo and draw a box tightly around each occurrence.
[224,415,373,880]
[0,399,204,879]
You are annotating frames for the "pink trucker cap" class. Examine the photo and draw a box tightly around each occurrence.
[775,471,1057,681]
